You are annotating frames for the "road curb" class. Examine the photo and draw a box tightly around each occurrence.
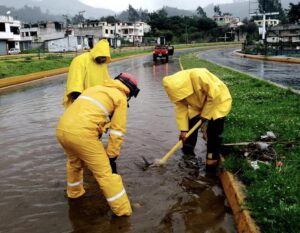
[0,53,150,89]
[233,51,300,64]
[219,171,261,233]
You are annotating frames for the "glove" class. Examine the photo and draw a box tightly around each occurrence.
[109,157,118,174]
[179,131,188,142]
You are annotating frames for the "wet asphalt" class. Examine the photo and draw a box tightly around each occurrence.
[0,48,236,233]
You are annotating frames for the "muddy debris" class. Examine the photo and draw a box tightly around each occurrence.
[244,142,277,162]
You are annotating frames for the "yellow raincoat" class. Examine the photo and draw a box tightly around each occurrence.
[57,80,132,216]
[163,68,232,131]
[63,39,111,108]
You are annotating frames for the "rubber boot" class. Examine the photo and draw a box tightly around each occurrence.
[205,152,220,173]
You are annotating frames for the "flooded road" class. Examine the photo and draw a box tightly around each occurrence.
[199,47,300,90]
[0,49,235,233]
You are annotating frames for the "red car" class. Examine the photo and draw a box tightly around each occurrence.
[153,45,169,62]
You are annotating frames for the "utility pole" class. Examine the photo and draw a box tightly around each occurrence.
[250,12,279,41]
[114,14,117,49]
[78,11,85,25]
[249,0,279,41]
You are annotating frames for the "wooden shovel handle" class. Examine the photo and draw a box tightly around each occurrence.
[160,119,203,164]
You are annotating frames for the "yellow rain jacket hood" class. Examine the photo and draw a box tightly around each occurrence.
[63,39,111,108]
[163,68,232,131]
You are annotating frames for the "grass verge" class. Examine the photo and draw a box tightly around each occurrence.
[180,52,300,233]
[0,42,239,79]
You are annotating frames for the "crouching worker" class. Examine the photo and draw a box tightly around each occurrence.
[56,73,140,216]
[163,68,232,172]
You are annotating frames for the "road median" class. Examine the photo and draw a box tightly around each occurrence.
[180,51,299,233]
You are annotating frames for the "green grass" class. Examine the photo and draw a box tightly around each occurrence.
[181,52,300,233]
[0,58,73,78]
[288,54,300,58]
[0,42,238,79]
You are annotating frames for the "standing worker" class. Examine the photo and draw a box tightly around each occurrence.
[163,68,232,171]
[56,73,140,216]
[63,38,111,108]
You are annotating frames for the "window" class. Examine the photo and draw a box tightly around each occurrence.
[0,23,5,32]
[110,30,113,34]
[10,26,20,35]
[77,36,82,45]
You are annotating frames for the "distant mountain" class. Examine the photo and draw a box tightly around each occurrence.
[162,6,195,17]
[0,0,114,19]
[0,0,298,23]
[204,0,300,19]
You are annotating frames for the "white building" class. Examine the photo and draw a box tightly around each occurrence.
[254,18,280,28]
[46,35,89,52]
[75,20,151,47]
[20,21,65,49]
[0,15,21,55]
[213,13,240,27]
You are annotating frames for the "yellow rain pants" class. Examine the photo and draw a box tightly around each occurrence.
[56,130,132,216]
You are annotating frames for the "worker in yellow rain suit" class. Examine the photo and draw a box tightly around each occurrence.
[56,73,140,216]
[63,38,111,108]
[163,68,232,172]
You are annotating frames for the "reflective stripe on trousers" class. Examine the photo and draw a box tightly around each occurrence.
[107,188,125,202]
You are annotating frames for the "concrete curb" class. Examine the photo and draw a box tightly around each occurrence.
[233,51,300,64]
[0,52,150,90]
[219,171,261,233]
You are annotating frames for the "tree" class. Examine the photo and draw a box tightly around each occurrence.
[287,3,300,23]
[213,5,221,16]
[157,8,168,18]
[196,6,206,18]
[72,14,85,24]
[128,4,139,22]
[140,10,149,22]
[100,16,118,24]
[258,0,281,13]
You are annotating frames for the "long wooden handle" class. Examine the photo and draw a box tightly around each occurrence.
[160,119,202,164]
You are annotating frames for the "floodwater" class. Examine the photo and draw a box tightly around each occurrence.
[199,47,300,90]
[0,49,236,233]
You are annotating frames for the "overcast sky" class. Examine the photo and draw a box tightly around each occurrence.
[80,0,234,12]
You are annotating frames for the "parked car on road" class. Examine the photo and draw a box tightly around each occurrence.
[8,48,21,55]
[153,45,169,62]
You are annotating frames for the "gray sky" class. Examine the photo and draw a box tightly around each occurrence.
[80,0,234,12]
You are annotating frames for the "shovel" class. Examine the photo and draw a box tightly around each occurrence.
[142,119,203,169]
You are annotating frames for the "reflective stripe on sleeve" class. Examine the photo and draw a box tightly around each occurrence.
[78,95,110,121]
[68,180,83,187]
[106,188,126,202]
[110,129,124,137]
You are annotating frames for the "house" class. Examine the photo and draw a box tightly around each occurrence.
[266,24,300,48]
[45,35,89,52]
[75,20,151,48]
[0,15,21,55]
[212,13,240,27]
[20,21,65,50]
[254,18,280,28]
